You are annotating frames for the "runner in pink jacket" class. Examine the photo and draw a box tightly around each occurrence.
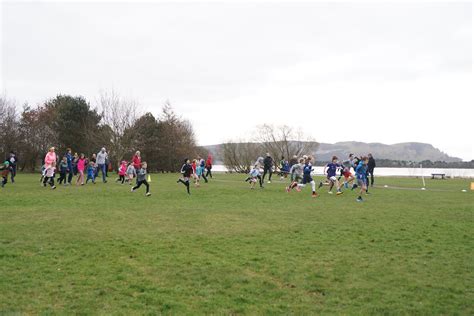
[44,147,57,168]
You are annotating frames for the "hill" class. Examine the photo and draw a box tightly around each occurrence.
[316,142,461,162]
[201,142,462,163]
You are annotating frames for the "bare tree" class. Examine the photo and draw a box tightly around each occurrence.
[255,124,319,160]
[97,90,139,166]
[0,95,20,161]
[222,140,260,173]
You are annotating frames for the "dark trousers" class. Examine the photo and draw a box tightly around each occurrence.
[1,176,7,187]
[368,169,374,186]
[43,176,55,187]
[262,167,272,182]
[86,175,95,184]
[58,172,67,184]
[117,175,125,184]
[205,166,212,178]
[10,166,16,183]
[98,164,107,182]
[178,178,191,194]
[133,180,149,193]
[68,170,73,183]
[135,167,140,184]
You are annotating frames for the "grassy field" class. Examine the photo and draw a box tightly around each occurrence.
[1,173,473,314]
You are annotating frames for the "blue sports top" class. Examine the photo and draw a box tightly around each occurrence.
[303,163,313,175]
[355,161,367,178]
[326,163,339,177]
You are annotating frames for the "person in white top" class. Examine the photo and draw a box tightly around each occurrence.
[96,147,108,183]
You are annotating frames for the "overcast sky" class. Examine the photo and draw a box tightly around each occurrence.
[1,1,472,160]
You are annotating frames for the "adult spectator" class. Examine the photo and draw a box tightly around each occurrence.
[367,153,376,187]
[132,151,142,183]
[105,154,110,178]
[96,147,108,183]
[262,153,274,183]
[44,147,57,169]
[205,153,213,178]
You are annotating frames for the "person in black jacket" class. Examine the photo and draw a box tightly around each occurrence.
[262,153,274,183]
[177,158,193,195]
[367,153,376,187]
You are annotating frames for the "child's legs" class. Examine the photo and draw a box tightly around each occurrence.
[328,178,334,191]
[2,176,7,186]
[133,180,142,190]
[143,180,149,193]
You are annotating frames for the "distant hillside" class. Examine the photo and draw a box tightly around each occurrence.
[200,142,462,164]
[316,142,461,162]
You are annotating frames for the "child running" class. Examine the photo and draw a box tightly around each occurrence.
[131,162,151,196]
[1,161,10,188]
[323,156,343,195]
[126,162,136,185]
[340,155,355,189]
[355,156,369,202]
[247,165,261,189]
[57,156,69,185]
[116,161,127,184]
[76,154,86,186]
[351,156,361,190]
[177,159,193,195]
[191,159,199,186]
[286,158,305,192]
[296,156,319,198]
[43,161,57,189]
[197,156,208,183]
[86,161,96,184]
[245,163,264,188]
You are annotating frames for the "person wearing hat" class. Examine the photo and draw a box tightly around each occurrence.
[1,161,11,188]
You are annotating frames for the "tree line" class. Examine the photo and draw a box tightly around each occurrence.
[222,124,320,173]
[0,92,198,172]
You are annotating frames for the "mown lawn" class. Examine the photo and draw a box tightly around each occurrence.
[1,173,473,314]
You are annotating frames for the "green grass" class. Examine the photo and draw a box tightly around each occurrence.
[1,173,473,314]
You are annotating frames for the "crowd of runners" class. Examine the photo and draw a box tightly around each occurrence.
[1,147,376,201]
[246,152,376,202]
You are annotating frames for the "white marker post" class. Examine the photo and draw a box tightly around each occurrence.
[420,163,426,189]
